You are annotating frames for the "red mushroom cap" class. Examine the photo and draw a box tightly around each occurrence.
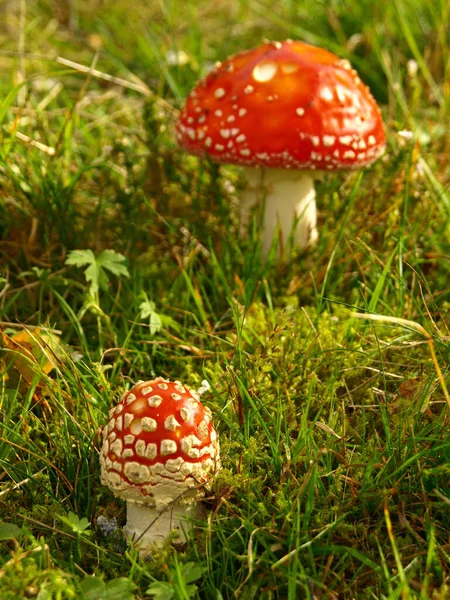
[176,40,386,171]
[100,378,220,508]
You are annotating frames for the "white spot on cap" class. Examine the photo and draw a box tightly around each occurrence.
[165,415,181,431]
[238,108,247,117]
[141,386,153,396]
[115,416,123,431]
[296,107,305,116]
[180,407,192,422]
[110,439,123,457]
[339,136,353,146]
[181,435,201,457]
[320,87,334,102]
[343,150,356,159]
[124,434,135,445]
[205,137,212,148]
[215,144,225,151]
[136,440,146,457]
[337,84,354,104]
[161,439,178,456]
[368,135,376,146]
[198,115,206,124]
[147,395,162,408]
[215,88,226,99]
[158,383,168,390]
[142,417,157,432]
[253,61,277,83]
[230,128,240,136]
[236,134,246,143]
[188,398,199,410]
[174,383,186,394]
[214,109,223,117]
[186,128,196,141]
[197,130,205,140]
[227,115,236,123]
[124,413,134,429]
[122,448,134,458]
[165,457,184,473]
[198,420,209,439]
[311,137,320,147]
[105,472,123,487]
[220,129,231,139]
[244,85,254,94]
[240,149,251,157]
[145,443,157,460]
[124,462,150,483]
[338,58,352,70]
[323,136,336,147]
[115,404,123,414]
[107,419,115,433]
[126,393,136,405]
[180,462,195,476]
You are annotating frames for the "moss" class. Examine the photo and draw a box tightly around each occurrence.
[0,546,77,600]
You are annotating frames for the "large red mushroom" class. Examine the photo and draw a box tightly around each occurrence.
[100,378,220,548]
[176,40,386,257]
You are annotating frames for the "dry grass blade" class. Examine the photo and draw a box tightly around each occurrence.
[350,312,450,411]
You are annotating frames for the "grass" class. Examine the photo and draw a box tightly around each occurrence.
[0,0,450,597]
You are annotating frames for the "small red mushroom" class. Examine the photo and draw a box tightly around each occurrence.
[176,40,386,257]
[100,377,220,547]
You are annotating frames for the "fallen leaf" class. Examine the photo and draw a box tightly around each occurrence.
[0,327,61,398]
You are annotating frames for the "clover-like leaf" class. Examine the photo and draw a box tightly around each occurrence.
[58,511,91,536]
[66,249,129,296]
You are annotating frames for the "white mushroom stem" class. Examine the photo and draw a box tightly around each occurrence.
[123,500,204,548]
[239,167,318,257]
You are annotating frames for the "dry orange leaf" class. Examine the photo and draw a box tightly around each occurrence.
[0,327,60,394]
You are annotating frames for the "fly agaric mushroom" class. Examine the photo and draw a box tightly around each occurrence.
[176,40,386,257]
[100,378,220,548]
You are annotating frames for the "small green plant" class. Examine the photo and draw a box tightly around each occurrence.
[65,249,130,349]
[139,296,162,336]
[146,560,207,600]
[79,576,135,600]
[138,293,181,335]
[57,511,91,537]
[0,521,23,541]
[57,512,92,561]
[65,249,130,301]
